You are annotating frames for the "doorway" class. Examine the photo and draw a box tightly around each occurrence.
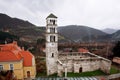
[79,67,82,73]
[27,71,30,78]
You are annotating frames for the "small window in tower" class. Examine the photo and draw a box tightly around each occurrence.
[53,36,55,42]
[54,28,55,33]
[53,20,55,25]
[50,36,55,42]
[50,20,52,22]
[50,28,55,33]
[52,53,54,57]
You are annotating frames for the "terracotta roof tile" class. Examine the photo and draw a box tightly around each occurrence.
[0,42,34,67]
[0,51,21,62]
[21,51,33,66]
[78,48,89,53]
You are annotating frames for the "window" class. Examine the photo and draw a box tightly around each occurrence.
[50,28,55,33]
[52,53,54,57]
[50,20,56,25]
[10,64,14,70]
[0,65,3,71]
[50,36,55,42]
[53,20,55,25]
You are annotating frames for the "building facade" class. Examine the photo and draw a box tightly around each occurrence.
[0,42,36,79]
[45,14,111,76]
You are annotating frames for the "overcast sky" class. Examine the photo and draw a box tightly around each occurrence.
[0,0,120,29]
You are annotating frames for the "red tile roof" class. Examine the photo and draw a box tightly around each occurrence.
[113,57,120,64]
[0,51,22,62]
[21,51,33,66]
[0,42,34,66]
[78,48,89,53]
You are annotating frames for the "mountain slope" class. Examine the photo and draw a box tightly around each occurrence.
[0,31,18,44]
[0,13,35,29]
[111,30,120,40]
[58,25,107,42]
[102,28,117,34]
[0,13,68,42]
[1,13,119,43]
[0,13,46,42]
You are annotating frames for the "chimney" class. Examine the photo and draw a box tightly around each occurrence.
[13,41,17,45]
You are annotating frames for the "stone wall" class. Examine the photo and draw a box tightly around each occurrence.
[100,58,111,74]
[73,59,100,73]
[58,58,101,73]
[57,52,111,76]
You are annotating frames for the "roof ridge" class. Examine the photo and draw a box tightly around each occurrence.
[46,13,57,18]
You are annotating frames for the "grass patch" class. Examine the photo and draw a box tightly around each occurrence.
[36,66,120,77]
[110,66,120,74]
[36,72,47,77]
[36,73,58,77]
[63,70,106,77]
[48,73,58,77]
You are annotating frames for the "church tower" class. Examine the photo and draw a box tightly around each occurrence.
[46,13,58,75]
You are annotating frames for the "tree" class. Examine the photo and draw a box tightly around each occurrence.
[37,38,45,45]
[35,38,46,56]
[112,41,120,57]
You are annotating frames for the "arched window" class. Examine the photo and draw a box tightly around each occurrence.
[50,20,56,25]
[53,20,55,25]
[52,53,54,57]
[50,20,52,22]
[50,36,55,42]
[50,28,55,33]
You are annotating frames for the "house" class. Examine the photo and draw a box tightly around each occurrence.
[0,41,36,79]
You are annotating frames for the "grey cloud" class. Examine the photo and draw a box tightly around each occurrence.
[0,0,120,29]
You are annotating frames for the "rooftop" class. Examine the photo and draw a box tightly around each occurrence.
[46,13,57,18]
[0,42,34,66]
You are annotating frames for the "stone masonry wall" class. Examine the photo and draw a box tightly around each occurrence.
[100,59,111,74]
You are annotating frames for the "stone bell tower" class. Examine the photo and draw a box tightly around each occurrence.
[46,13,58,75]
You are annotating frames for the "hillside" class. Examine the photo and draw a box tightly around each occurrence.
[0,13,67,42]
[0,13,48,42]
[0,13,120,43]
[111,30,120,41]
[0,31,18,44]
[0,13,35,29]
[58,25,107,42]
[102,28,117,34]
